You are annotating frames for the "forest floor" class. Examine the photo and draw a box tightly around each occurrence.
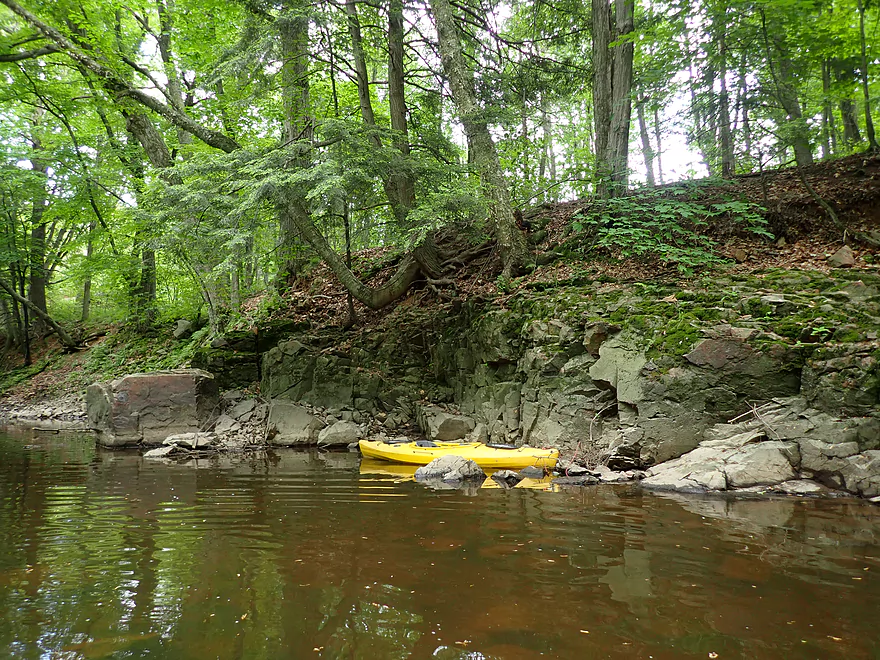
[1,151,879,411]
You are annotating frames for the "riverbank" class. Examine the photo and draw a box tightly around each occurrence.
[2,155,879,498]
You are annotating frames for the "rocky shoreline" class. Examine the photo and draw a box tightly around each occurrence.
[0,394,88,425]
[3,380,877,504]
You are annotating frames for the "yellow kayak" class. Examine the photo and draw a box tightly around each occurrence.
[358,439,558,470]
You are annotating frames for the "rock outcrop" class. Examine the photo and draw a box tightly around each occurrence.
[642,397,880,498]
[258,269,879,498]
[87,369,219,447]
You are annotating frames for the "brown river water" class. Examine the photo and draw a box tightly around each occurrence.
[0,430,878,659]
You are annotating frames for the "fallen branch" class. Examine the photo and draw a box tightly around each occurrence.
[0,278,79,349]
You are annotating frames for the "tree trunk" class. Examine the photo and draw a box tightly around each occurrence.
[717,16,734,178]
[857,0,878,150]
[0,276,77,348]
[26,166,49,328]
[286,199,421,308]
[429,0,528,277]
[26,125,49,332]
[737,52,752,159]
[344,0,377,130]
[593,0,634,198]
[277,1,312,282]
[388,0,415,213]
[81,223,94,322]
[592,0,612,195]
[821,59,836,157]
[652,105,664,184]
[683,27,713,176]
[125,112,173,327]
[540,100,557,201]
[156,0,193,152]
[636,96,655,186]
[345,0,410,226]
[840,98,861,147]
[835,60,862,147]
[608,0,634,194]
[759,10,812,167]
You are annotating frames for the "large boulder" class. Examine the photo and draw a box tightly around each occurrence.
[418,405,476,441]
[317,420,362,446]
[267,400,325,446]
[87,369,219,447]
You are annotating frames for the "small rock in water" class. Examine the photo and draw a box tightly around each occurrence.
[518,466,546,479]
[771,480,829,496]
[144,446,177,459]
[163,432,217,449]
[557,462,589,476]
[415,455,484,482]
[553,475,600,486]
[491,470,522,488]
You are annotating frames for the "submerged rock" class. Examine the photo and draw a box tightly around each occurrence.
[553,475,600,486]
[144,445,177,459]
[163,432,217,449]
[491,469,522,487]
[518,465,546,479]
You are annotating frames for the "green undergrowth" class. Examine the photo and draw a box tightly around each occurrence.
[0,357,57,395]
[562,184,773,273]
[64,327,211,391]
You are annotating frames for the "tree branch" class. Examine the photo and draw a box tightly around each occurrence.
[0,0,241,153]
[0,44,58,62]
[0,276,78,348]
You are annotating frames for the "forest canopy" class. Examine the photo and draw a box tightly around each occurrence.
[0,0,877,351]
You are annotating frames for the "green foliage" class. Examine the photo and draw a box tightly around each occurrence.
[0,358,54,395]
[70,327,211,389]
[568,185,771,273]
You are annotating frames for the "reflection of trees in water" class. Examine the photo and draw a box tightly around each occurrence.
[3,435,879,659]
[323,584,422,658]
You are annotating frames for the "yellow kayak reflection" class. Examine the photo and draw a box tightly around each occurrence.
[359,459,555,490]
